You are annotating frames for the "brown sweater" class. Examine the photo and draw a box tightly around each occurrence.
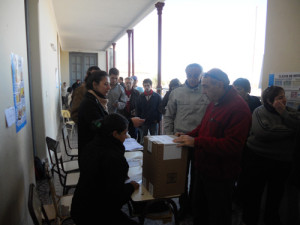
[71,84,87,123]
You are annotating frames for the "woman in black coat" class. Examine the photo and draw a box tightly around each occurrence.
[71,114,140,225]
[77,71,110,168]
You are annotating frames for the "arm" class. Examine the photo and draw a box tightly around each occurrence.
[163,91,176,134]
[194,110,251,157]
[105,156,135,208]
[117,86,126,110]
[251,107,298,140]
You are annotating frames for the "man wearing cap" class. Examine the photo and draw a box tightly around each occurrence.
[164,63,209,218]
[174,68,252,225]
[132,75,144,93]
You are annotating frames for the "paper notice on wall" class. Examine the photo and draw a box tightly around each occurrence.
[269,73,300,109]
[163,145,182,160]
[5,107,16,127]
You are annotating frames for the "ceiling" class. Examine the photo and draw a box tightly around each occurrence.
[52,0,163,52]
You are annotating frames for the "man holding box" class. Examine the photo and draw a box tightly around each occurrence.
[174,68,252,225]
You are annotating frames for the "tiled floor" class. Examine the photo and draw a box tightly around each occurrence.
[37,123,243,225]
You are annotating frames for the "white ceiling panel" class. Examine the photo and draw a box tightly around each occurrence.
[52,0,164,52]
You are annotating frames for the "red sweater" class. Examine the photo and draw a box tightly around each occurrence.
[187,87,251,180]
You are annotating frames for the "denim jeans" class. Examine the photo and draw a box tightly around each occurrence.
[139,123,158,144]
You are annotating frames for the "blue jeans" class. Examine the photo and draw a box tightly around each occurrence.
[139,123,158,144]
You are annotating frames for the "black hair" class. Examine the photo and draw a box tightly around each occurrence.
[262,86,284,106]
[94,113,128,135]
[67,87,72,93]
[84,66,101,82]
[109,67,119,76]
[169,78,181,90]
[85,70,108,90]
[143,78,152,86]
[119,76,123,82]
[233,78,251,93]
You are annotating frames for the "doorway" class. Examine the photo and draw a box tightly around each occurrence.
[69,52,98,85]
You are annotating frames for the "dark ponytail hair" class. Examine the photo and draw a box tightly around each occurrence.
[86,70,108,90]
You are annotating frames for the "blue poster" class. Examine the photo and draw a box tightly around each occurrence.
[11,53,27,133]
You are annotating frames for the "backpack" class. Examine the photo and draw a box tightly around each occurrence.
[34,156,45,180]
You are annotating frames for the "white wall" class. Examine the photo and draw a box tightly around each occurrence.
[60,50,70,86]
[98,51,107,71]
[0,0,35,224]
[261,0,300,90]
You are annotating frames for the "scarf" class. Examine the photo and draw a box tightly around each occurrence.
[88,90,108,112]
[144,89,153,96]
[125,89,132,113]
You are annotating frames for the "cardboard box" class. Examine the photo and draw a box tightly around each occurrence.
[142,135,188,198]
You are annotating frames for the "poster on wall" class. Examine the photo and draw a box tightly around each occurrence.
[11,53,27,133]
[269,72,300,109]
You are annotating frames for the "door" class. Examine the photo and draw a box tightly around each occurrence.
[69,52,97,85]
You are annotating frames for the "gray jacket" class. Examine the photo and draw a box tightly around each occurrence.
[247,105,300,161]
[163,82,209,134]
[107,84,126,114]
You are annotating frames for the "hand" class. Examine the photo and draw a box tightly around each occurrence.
[130,181,140,190]
[173,135,195,147]
[273,100,286,115]
[131,117,145,128]
[174,132,185,137]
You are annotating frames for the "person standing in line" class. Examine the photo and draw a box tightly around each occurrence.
[77,71,110,169]
[107,68,127,114]
[163,63,210,218]
[160,78,181,115]
[118,76,126,89]
[174,68,252,225]
[120,77,140,139]
[61,82,68,108]
[71,66,101,123]
[136,78,162,144]
[240,86,300,225]
[132,75,144,93]
[233,78,261,113]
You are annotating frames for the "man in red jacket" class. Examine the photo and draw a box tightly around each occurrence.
[174,68,252,225]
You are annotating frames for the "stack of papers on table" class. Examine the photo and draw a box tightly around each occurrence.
[123,138,143,151]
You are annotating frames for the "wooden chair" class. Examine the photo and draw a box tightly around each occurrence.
[28,183,74,225]
[45,162,73,221]
[61,110,75,137]
[46,137,80,194]
[46,136,79,176]
[28,183,51,225]
[61,125,78,160]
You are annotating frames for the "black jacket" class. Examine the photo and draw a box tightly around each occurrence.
[120,88,140,119]
[136,91,162,125]
[71,134,134,224]
[77,92,108,168]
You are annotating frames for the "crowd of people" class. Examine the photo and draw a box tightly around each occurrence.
[60,64,300,225]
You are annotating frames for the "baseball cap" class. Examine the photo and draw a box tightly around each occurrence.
[132,76,138,81]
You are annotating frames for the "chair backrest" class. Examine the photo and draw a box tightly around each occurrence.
[28,183,50,225]
[62,125,72,150]
[45,137,59,166]
[45,137,65,186]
